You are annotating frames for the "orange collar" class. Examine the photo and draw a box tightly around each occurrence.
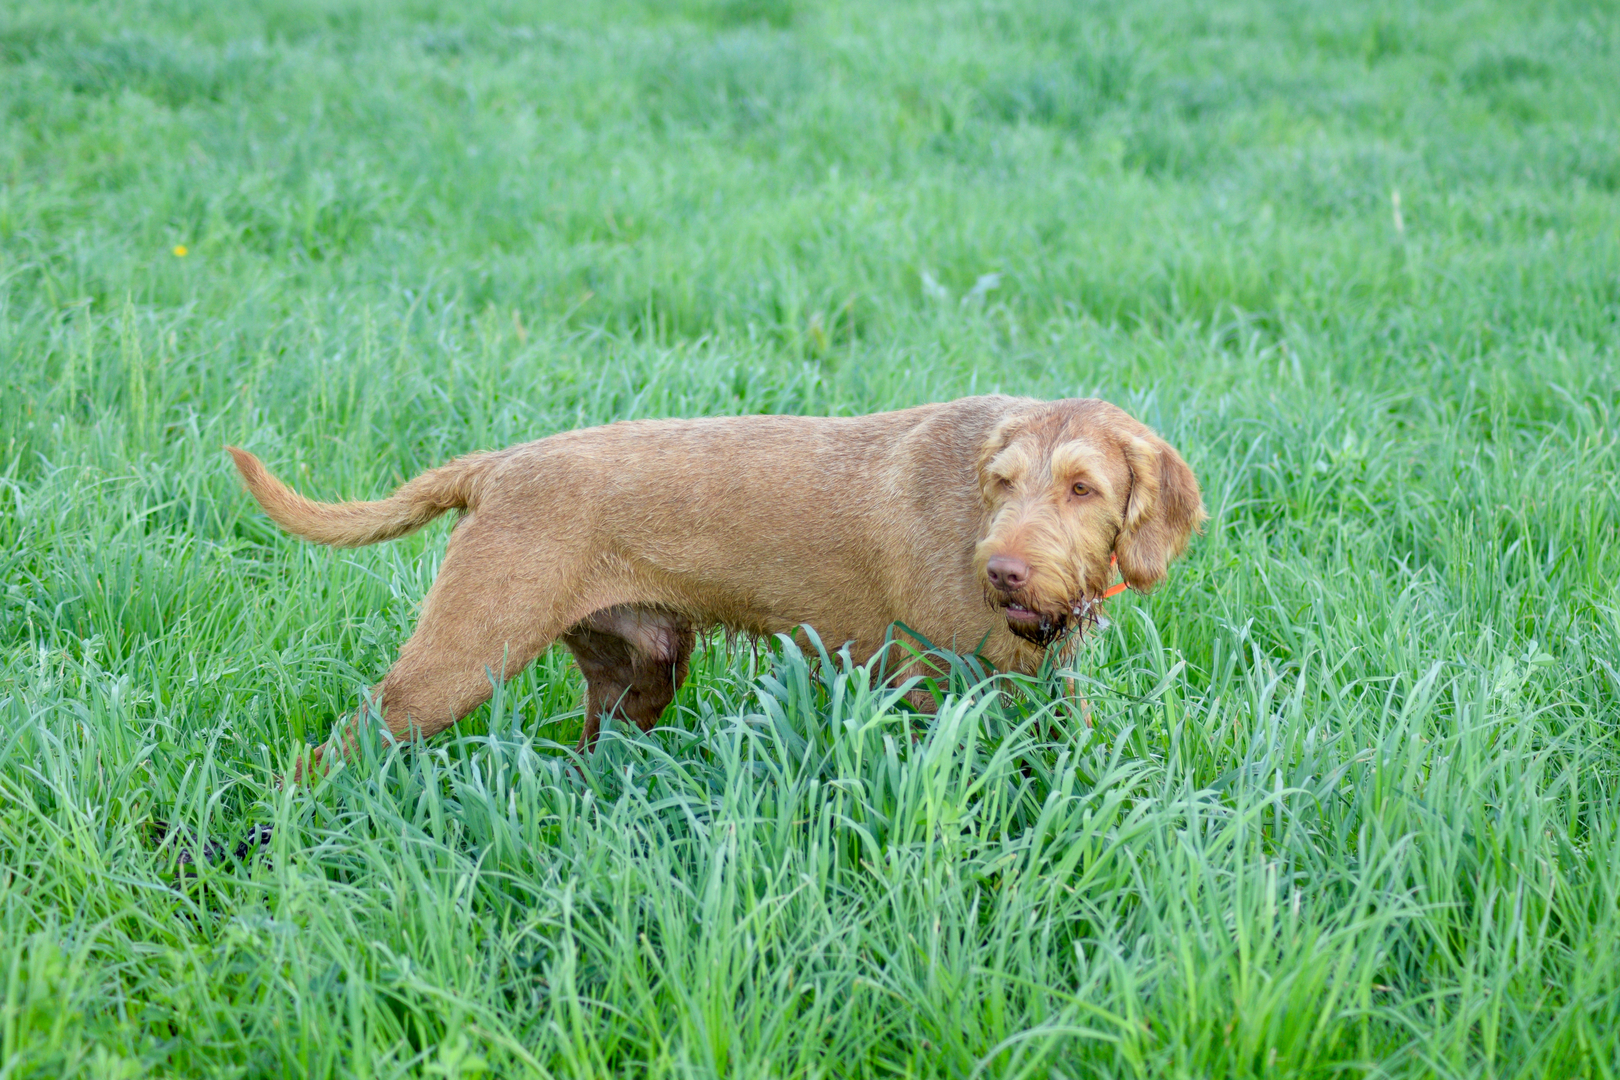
[1103,554,1129,599]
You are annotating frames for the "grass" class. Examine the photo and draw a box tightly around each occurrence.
[2,0,1618,1075]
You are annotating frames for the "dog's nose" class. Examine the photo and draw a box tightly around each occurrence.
[985,555,1029,592]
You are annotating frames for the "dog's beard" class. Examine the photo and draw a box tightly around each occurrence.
[1007,610,1067,647]
[992,591,1109,648]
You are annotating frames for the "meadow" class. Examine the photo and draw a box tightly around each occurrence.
[2,0,1618,1075]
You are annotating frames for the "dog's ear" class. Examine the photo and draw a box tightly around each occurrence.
[976,413,1029,501]
[1114,434,1206,592]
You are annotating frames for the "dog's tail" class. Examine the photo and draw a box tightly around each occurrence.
[226,447,493,548]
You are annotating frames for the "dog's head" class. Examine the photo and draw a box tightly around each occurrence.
[972,399,1206,647]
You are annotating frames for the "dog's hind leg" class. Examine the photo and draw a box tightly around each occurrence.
[328,524,585,761]
[563,606,695,752]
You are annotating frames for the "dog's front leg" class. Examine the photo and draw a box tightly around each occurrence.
[563,607,695,752]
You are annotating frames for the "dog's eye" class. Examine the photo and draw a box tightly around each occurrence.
[1072,482,1092,497]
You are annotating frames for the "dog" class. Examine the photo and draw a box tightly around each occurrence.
[228,395,1204,763]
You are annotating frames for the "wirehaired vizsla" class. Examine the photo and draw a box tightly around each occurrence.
[228,395,1204,764]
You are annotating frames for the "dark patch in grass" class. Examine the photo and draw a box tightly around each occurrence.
[155,821,275,875]
[1458,52,1552,93]
[39,34,269,108]
[0,15,74,63]
[705,0,796,31]
[260,0,369,45]
[1122,113,1231,178]
[1361,14,1404,66]
[640,31,810,133]
[979,51,1133,134]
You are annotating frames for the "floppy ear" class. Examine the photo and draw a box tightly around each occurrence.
[1114,434,1207,592]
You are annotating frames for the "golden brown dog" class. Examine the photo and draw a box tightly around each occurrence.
[228,395,1204,761]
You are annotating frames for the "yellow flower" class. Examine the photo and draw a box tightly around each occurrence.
[173,245,188,257]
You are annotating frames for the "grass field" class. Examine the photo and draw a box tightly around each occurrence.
[3,0,1619,1075]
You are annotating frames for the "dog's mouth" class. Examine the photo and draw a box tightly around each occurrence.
[1003,601,1041,623]
[998,600,1068,647]
[997,596,1110,648]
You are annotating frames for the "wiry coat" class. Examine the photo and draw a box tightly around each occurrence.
[229,395,1204,759]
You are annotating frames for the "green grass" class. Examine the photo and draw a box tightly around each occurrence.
[2,0,1618,1075]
